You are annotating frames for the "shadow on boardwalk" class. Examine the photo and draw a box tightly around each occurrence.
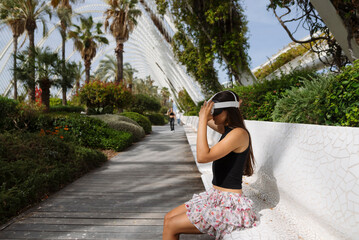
[0,125,214,240]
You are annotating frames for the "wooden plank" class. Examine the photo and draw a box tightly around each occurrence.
[27,212,165,219]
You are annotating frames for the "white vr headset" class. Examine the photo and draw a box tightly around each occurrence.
[208,91,239,115]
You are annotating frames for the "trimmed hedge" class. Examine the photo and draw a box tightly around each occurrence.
[146,113,167,125]
[120,112,152,134]
[0,132,107,224]
[90,114,145,142]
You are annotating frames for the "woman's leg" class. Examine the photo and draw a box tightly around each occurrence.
[172,118,175,130]
[163,204,202,240]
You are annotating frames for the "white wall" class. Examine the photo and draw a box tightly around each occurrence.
[181,116,359,239]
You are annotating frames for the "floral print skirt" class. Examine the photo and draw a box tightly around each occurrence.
[185,188,258,239]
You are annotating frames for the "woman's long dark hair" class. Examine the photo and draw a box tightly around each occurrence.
[212,90,255,176]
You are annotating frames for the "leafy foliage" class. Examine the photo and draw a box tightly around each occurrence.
[89,114,145,142]
[325,60,359,126]
[254,43,312,79]
[158,0,251,92]
[0,131,107,224]
[129,94,161,114]
[120,112,152,134]
[176,89,197,113]
[0,96,19,130]
[51,114,133,151]
[79,80,132,114]
[272,74,333,124]
[145,113,167,125]
[233,70,316,121]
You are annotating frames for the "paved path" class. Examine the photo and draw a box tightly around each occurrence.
[0,125,214,240]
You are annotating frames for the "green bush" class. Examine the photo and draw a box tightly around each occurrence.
[177,89,197,114]
[146,113,167,125]
[79,80,132,114]
[51,114,133,151]
[184,110,198,116]
[325,61,359,127]
[0,132,107,224]
[272,74,333,124]
[120,112,152,134]
[129,94,161,114]
[90,114,145,142]
[50,98,62,106]
[233,70,316,121]
[0,97,19,131]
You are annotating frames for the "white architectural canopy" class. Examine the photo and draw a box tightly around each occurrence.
[0,0,204,103]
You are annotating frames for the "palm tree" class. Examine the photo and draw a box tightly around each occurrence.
[15,47,60,111]
[123,62,137,92]
[160,87,170,106]
[73,61,84,95]
[50,0,81,105]
[68,16,109,84]
[0,0,25,100]
[95,54,118,82]
[9,0,52,102]
[104,0,142,84]
[55,60,78,106]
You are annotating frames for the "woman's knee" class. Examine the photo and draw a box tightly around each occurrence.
[163,212,175,230]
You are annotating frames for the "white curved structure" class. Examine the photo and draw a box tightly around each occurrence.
[0,0,204,103]
[181,116,359,240]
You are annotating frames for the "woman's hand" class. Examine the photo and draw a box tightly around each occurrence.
[199,101,214,122]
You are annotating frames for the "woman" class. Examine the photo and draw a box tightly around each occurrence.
[162,90,257,240]
[167,108,176,131]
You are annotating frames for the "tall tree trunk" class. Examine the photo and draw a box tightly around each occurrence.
[62,85,67,105]
[85,60,91,84]
[76,79,80,94]
[115,39,124,85]
[28,29,36,102]
[61,30,67,105]
[13,35,18,100]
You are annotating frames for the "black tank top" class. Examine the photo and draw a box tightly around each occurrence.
[212,126,249,189]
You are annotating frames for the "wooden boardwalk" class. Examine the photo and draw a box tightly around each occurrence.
[0,125,214,240]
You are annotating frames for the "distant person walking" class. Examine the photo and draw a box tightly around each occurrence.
[167,108,176,131]
[176,110,182,125]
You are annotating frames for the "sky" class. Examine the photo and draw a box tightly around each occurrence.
[237,0,308,70]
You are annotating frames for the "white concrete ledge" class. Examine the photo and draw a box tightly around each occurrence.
[181,116,359,240]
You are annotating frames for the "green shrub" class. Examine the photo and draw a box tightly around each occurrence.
[325,61,359,127]
[79,80,132,114]
[233,69,316,121]
[129,94,161,114]
[146,113,166,125]
[120,112,152,134]
[89,114,145,142]
[51,114,133,151]
[272,74,333,124]
[0,97,19,131]
[8,103,52,132]
[49,105,85,113]
[0,132,107,224]
[50,98,62,106]
[177,89,197,114]
[184,110,198,116]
